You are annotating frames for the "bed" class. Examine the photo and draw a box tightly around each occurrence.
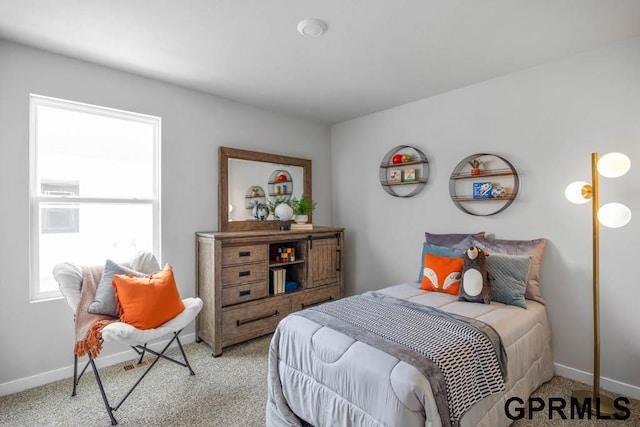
[266,281,554,427]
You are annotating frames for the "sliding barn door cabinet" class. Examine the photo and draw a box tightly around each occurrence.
[196,227,344,356]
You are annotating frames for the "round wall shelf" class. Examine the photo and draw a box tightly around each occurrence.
[244,185,266,216]
[268,170,293,197]
[449,153,519,216]
[379,145,430,197]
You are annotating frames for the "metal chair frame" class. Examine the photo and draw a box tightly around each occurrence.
[71,329,194,425]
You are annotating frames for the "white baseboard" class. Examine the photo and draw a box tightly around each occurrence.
[4,342,638,402]
[554,362,640,400]
[0,333,196,397]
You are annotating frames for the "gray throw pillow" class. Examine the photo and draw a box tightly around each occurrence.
[471,236,547,305]
[88,259,145,317]
[486,253,531,309]
[424,232,485,251]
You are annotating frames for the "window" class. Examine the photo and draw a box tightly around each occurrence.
[40,180,80,234]
[29,94,161,301]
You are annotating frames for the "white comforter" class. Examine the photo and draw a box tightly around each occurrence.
[267,282,554,427]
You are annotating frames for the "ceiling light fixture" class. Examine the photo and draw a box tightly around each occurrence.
[297,18,328,38]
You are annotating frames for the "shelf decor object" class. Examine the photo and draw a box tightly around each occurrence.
[564,152,631,417]
[468,158,482,176]
[275,202,294,222]
[379,145,430,197]
[449,153,519,216]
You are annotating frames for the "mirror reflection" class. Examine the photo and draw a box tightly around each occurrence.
[228,159,304,221]
[229,159,304,221]
[219,146,311,232]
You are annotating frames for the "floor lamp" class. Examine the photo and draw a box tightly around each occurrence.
[565,152,631,416]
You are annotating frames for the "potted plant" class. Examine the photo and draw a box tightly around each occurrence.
[250,187,261,197]
[468,158,482,176]
[290,194,316,224]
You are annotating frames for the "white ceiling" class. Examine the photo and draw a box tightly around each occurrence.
[1,1,640,124]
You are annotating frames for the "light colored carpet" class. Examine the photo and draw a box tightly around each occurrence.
[0,335,637,426]
[0,336,270,427]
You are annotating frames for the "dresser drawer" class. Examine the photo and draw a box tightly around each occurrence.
[290,284,341,312]
[221,297,290,347]
[221,263,268,286]
[221,281,268,306]
[221,244,268,266]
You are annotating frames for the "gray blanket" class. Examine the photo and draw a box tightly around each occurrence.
[294,292,507,427]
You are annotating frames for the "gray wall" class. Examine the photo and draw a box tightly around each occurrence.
[0,40,331,393]
[331,36,640,399]
[2,35,640,401]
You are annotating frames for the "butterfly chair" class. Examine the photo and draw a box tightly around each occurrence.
[54,252,203,425]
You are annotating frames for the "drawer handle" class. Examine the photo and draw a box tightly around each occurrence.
[239,290,251,297]
[238,271,251,277]
[239,251,251,257]
[302,296,334,309]
[236,310,279,327]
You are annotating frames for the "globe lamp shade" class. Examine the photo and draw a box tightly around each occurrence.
[275,203,294,222]
[597,202,631,228]
[597,152,630,178]
[565,181,591,204]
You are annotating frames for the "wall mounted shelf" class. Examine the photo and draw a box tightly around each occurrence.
[244,185,267,216]
[379,145,429,197]
[449,153,519,216]
[268,170,293,197]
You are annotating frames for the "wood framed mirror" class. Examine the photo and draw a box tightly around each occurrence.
[219,146,312,232]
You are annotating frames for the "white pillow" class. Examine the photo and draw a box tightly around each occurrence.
[131,251,161,274]
[53,262,83,315]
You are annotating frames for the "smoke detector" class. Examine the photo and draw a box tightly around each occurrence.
[297,19,328,38]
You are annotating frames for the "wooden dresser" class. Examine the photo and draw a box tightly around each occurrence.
[196,226,344,356]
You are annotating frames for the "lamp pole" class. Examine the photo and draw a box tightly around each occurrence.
[590,152,601,403]
[571,152,618,417]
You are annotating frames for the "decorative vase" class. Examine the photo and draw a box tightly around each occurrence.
[471,168,481,176]
[275,203,293,222]
[252,203,269,221]
[295,214,308,224]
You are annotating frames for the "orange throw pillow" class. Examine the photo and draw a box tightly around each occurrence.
[420,253,463,295]
[112,266,185,330]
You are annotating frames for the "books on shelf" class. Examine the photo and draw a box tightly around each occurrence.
[472,181,492,199]
[389,169,402,183]
[270,267,287,295]
[403,168,416,182]
[291,223,313,230]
